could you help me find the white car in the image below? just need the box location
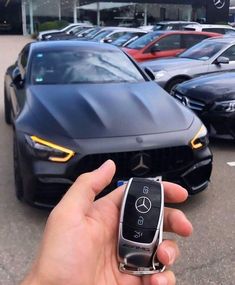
[184,24,235,34]
[37,23,92,40]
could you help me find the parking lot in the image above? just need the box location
[0,36,234,285]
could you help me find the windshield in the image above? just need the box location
[92,30,112,41]
[153,24,166,30]
[126,31,161,49]
[179,40,227,61]
[30,49,145,85]
[112,32,140,46]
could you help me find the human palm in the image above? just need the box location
[21,160,192,285]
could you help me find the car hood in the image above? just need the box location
[142,57,204,72]
[24,82,194,139]
[177,72,235,103]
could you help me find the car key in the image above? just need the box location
[117,177,165,275]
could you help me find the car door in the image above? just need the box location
[207,45,235,74]
[142,34,182,61]
[10,45,30,118]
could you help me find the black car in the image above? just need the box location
[4,41,212,207]
[172,72,235,140]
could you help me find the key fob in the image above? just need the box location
[117,177,165,275]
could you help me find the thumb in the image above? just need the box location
[58,160,116,215]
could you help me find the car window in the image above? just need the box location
[179,40,227,60]
[126,31,161,49]
[184,27,196,31]
[181,34,210,49]
[19,45,30,71]
[154,34,181,51]
[30,49,145,85]
[220,45,235,61]
[92,30,112,41]
[112,32,141,46]
[202,28,225,34]
[108,31,126,41]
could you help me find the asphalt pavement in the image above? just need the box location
[0,36,234,285]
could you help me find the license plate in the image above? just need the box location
[117,176,162,187]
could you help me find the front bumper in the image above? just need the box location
[17,133,212,208]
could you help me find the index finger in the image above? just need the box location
[162,181,188,203]
[103,181,188,210]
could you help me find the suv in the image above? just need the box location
[184,24,235,34]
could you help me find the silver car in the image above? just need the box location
[142,36,235,93]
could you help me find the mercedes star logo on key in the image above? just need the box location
[135,196,152,214]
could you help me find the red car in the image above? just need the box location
[123,30,220,62]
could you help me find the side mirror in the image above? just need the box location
[12,67,24,89]
[150,44,161,53]
[215,56,229,65]
[103,38,113,44]
[144,67,155,81]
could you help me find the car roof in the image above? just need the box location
[96,26,143,32]
[156,21,198,25]
[185,24,234,29]
[29,40,121,53]
[200,34,235,43]
[147,30,220,36]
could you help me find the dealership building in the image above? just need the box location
[0,0,230,35]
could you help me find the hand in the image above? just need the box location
[21,160,193,285]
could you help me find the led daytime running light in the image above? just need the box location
[30,136,74,162]
[190,125,207,149]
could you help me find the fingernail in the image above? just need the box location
[165,247,176,265]
[98,160,113,170]
[156,275,168,285]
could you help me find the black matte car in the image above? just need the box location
[172,72,235,140]
[4,41,212,207]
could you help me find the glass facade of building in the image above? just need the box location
[0,0,230,35]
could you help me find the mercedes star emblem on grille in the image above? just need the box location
[131,153,151,176]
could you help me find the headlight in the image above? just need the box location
[25,135,75,162]
[190,125,208,150]
[45,35,52,39]
[154,70,168,80]
[212,100,235,113]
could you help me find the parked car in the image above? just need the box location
[153,21,199,31]
[38,23,92,41]
[110,30,147,47]
[123,30,219,62]
[172,72,235,140]
[142,35,235,93]
[44,26,94,41]
[90,27,146,43]
[184,24,235,34]
[4,41,212,207]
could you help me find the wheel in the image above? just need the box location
[166,78,187,94]
[4,87,11,125]
[13,133,24,201]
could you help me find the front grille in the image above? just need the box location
[73,146,194,179]
[174,93,205,112]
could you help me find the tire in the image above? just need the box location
[166,78,187,94]
[4,87,11,125]
[13,133,24,201]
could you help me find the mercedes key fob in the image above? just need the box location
[117,177,165,275]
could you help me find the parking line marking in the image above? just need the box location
[227,162,235,167]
